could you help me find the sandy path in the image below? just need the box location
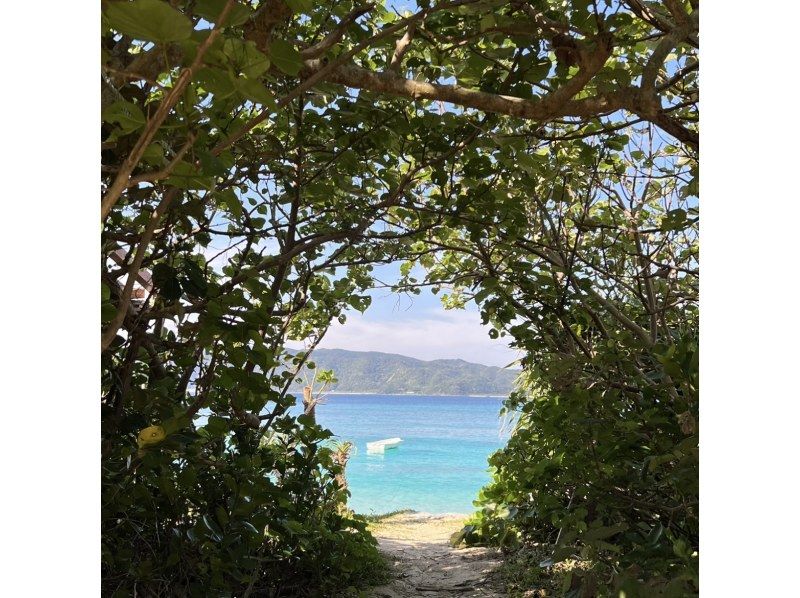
[367,512,504,597]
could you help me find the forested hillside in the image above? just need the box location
[293,349,517,395]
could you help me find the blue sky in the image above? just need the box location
[305,262,521,367]
[199,235,520,367]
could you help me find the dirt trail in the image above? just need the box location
[368,512,504,597]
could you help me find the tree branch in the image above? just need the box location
[389,22,417,72]
[302,33,613,122]
[101,187,181,350]
[300,4,375,59]
[100,0,236,222]
[126,133,197,188]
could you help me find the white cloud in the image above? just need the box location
[315,308,521,368]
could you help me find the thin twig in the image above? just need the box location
[100,0,236,222]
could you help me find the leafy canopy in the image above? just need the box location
[101,0,697,595]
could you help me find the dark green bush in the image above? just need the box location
[102,405,386,596]
[429,137,699,596]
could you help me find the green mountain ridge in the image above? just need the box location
[294,348,519,396]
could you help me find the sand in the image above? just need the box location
[367,512,504,597]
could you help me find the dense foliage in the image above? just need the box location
[438,136,698,596]
[101,0,697,595]
[293,348,518,395]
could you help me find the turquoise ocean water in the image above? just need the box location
[311,394,509,515]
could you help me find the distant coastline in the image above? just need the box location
[322,391,507,398]
[291,348,518,396]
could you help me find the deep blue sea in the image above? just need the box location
[311,394,509,515]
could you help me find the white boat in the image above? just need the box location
[366,437,403,453]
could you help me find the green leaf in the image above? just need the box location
[161,278,182,301]
[661,208,688,231]
[606,134,630,151]
[673,538,690,558]
[646,522,664,546]
[285,519,307,535]
[347,295,370,312]
[524,58,552,83]
[223,38,270,78]
[152,263,182,300]
[101,304,117,323]
[202,514,224,540]
[269,39,302,76]
[104,0,193,43]
[151,263,175,286]
[218,188,243,218]
[297,414,316,427]
[196,67,237,99]
[141,142,164,165]
[161,415,191,435]
[236,77,276,108]
[181,260,208,298]
[242,55,270,79]
[198,151,226,177]
[102,100,146,135]
[166,161,215,190]
[284,0,313,13]
[583,523,628,542]
[194,0,251,26]
[205,416,230,435]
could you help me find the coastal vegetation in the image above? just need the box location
[428,107,698,596]
[101,0,698,595]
